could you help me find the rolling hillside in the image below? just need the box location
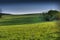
[0,15,60,40]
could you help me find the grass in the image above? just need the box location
[0,15,44,26]
[0,15,60,40]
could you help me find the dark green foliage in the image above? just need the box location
[48,10,59,15]
[42,10,59,21]
[0,13,2,18]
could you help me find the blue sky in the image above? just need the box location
[0,2,58,14]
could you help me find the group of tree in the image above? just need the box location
[42,10,60,21]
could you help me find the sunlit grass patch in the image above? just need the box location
[0,21,59,40]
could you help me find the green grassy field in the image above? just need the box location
[0,15,60,40]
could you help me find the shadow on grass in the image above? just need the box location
[0,16,45,26]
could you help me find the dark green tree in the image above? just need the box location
[0,9,2,18]
[0,13,2,18]
[45,10,59,21]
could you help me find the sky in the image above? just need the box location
[0,0,59,14]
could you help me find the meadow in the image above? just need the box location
[0,15,60,40]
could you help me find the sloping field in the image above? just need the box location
[0,15,60,40]
[0,21,59,40]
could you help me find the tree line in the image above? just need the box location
[42,10,60,21]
